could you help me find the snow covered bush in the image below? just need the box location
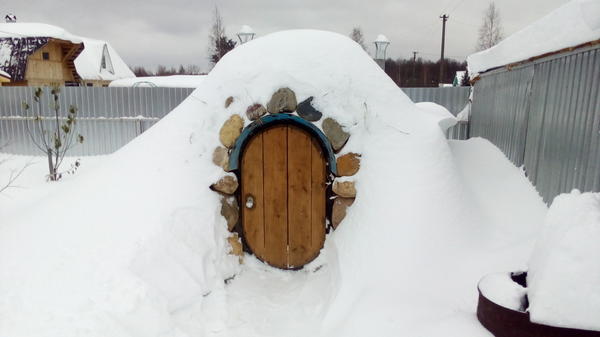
[527,190,600,330]
[22,87,83,181]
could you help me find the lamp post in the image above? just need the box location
[373,34,390,70]
[237,25,255,45]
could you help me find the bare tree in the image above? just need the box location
[476,2,503,51]
[349,27,367,51]
[22,87,84,181]
[208,6,236,65]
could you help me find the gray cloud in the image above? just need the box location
[7,0,570,72]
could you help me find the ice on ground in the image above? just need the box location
[0,30,548,337]
[478,272,527,312]
[527,190,600,331]
[468,0,600,75]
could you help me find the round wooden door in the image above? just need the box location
[241,124,327,269]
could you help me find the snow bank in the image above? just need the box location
[527,190,600,330]
[467,0,600,74]
[109,75,206,88]
[478,272,527,311]
[415,101,457,131]
[0,30,549,337]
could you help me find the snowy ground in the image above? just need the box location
[0,137,547,337]
[0,30,557,337]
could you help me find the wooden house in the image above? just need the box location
[0,23,134,87]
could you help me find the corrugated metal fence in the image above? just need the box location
[402,86,471,140]
[470,45,600,203]
[0,87,194,155]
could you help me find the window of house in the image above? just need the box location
[86,83,93,87]
[100,44,115,74]
[42,52,50,60]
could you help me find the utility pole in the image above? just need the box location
[412,51,418,86]
[439,14,449,86]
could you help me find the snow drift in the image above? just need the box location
[527,190,600,330]
[0,30,547,337]
[468,0,600,75]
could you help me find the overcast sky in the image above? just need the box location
[7,0,570,72]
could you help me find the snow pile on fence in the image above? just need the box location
[0,30,548,337]
[109,75,207,88]
[468,0,600,74]
[527,190,600,330]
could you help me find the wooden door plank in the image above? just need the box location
[262,126,288,269]
[287,126,313,267]
[241,133,264,258]
[310,137,327,257]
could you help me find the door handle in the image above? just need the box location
[245,194,255,209]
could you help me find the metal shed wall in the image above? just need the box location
[470,45,600,203]
[0,87,194,156]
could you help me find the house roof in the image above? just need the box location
[0,22,134,81]
[467,0,600,75]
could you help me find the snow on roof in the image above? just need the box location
[467,0,600,75]
[109,75,206,88]
[454,71,466,82]
[0,22,133,81]
[0,69,9,78]
[75,38,134,80]
[0,22,82,43]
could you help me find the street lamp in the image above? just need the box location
[237,25,255,45]
[373,34,390,70]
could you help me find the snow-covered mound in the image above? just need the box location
[0,30,548,337]
[415,101,458,131]
[109,75,206,88]
[527,190,600,330]
[478,272,527,312]
[468,0,600,74]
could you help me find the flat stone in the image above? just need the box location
[336,152,361,176]
[219,115,244,148]
[225,96,234,108]
[246,103,267,121]
[227,233,244,262]
[267,87,297,113]
[332,180,356,198]
[220,196,239,231]
[332,197,355,229]
[322,118,349,151]
[212,146,230,171]
[297,96,322,121]
[211,174,238,194]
